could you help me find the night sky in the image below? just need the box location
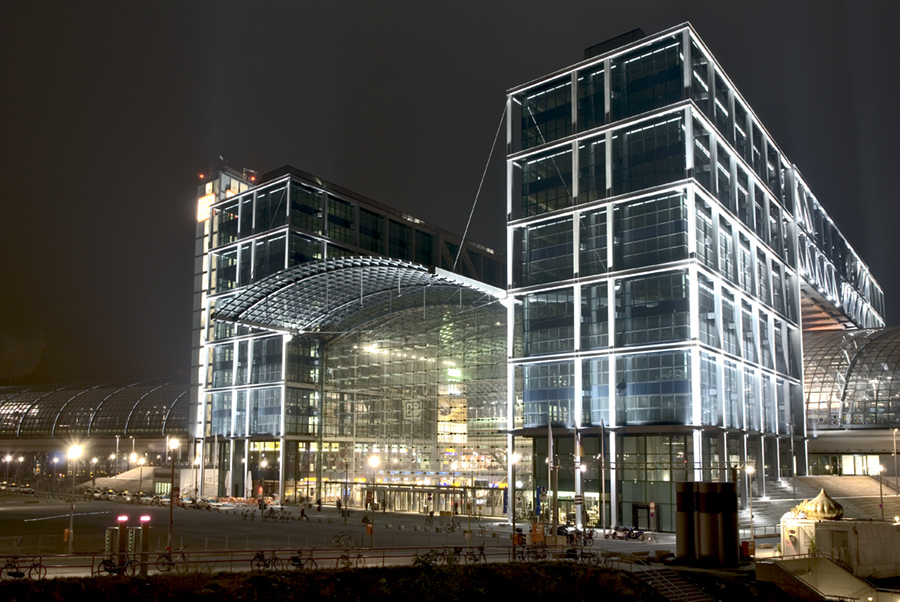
[3,1,899,385]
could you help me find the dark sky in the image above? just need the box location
[3,1,899,384]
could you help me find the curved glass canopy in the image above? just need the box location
[212,256,505,337]
[804,326,900,429]
[0,377,189,439]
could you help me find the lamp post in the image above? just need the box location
[260,459,268,500]
[876,463,885,521]
[4,455,12,484]
[91,458,97,492]
[167,438,180,551]
[138,457,146,496]
[193,455,200,498]
[368,455,379,547]
[52,457,58,491]
[343,460,349,525]
[894,429,898,496]
[510,451,521,551]
[16,456,24,484]
[67,445,83,554]
[129,452,137,494]
[746,465,756,544]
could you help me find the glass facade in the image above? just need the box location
[507,24,883,531]
[193,166,513,512]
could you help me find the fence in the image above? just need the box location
[0,538,686,581]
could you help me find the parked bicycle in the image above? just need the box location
[263,508,293,522]
[251,550,284,570]
[155,547,188,572]
[241,507,256,521]
[288,549,317,570]
[335,550,365,569]
[1,556,46,580]
[436,547,463,565]
[444,520,462,534]
[564,547,600,566]
[464,544,487,564]
[331,531,359,548]
[566,528,595,547]
[476,524,494,537]
[526,543,549,562]
[97,555,140,576]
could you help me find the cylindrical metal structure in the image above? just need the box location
[719,481,740,567]
[697,481,720,563]
[675,481,694,560]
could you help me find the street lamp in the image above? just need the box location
[894,429,898,496]
[138,457,146,496]
[368,455,379,547]
[3,455,11,484]
[875,463,885,521]
[16,456,24,484]
[167,438,180,551]
[91,457,98,491]
[67,445,83,554]
[343,460,349,526]
[52,457,59,491]
[260,459,268,500]
[193,455,201,498]
[510,451,521,551]
[746,465,756,544]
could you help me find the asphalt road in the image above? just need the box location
[0,493,677,578]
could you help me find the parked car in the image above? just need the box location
[136,493,153,505]
[19,485,35,495]
[116,491,133,503]
[196,498,216,510]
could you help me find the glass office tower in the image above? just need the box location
[505,24,884,531]
[192,166,511,513]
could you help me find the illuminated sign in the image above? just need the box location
[197,193,214,222]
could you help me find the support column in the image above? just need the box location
[609,432,618,528]
[717,431,728,483]
[278,437,286,503]
[757,436,767,499]
[574,430,584,529]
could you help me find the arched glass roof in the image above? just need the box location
[804,326,900,430]
[212,256,505,337]
[0,377,189,439]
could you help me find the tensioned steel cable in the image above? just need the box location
[451,104,507,273]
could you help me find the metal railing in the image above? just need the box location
[0,541,652,579]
